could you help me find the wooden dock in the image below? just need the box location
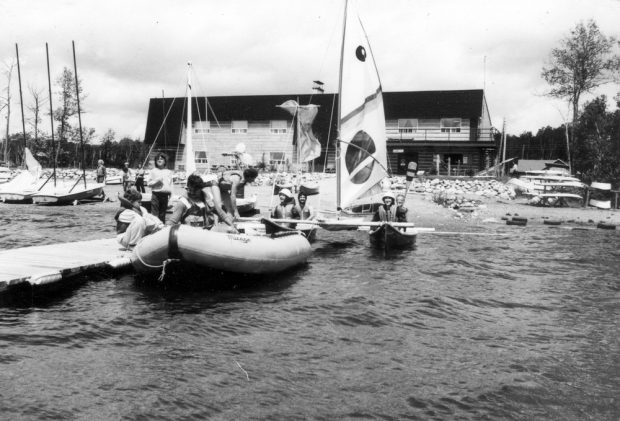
[0,238,133,294]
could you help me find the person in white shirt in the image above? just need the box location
[147,153,173,223]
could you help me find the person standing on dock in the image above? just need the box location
[147,153,173,223]
[96,159,107,184]
[134,164,146,193]
[121,162,133,192]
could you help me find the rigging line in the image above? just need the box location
[192,70,221,128]
[323,93,337,173]
[337,138,390,177]
[142,96,179,168]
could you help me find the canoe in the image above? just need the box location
[105,175,123,185]
[596,222,616,230]
[368,222,416,249]
[299,182,320,196]
[132,224,312,275]
[506,219,527,226]
[261,218,318,242]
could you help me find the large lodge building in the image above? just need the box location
[143,89,497,176]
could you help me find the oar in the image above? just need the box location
[237,216,422,229]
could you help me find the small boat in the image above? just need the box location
[261,217,318,242]
[31,182,105,205]
[369,223,416,249]
[132,224,312,275]
[105,175,123,185]
[299,181,320,196]
[0,167,12,183]
[273,182,294,195]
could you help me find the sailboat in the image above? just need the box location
[31,42,105,205]
[320,0,416,248]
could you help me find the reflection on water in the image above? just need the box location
[1,188,619,420]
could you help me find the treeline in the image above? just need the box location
[3,129,151,169]
[505,95,620,184]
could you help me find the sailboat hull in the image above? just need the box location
[369,223,416,249]
[32,184,105,205]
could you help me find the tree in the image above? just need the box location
[27,85,46,144]
[541,20,620,170]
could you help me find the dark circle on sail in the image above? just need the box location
[355,46,366,62]
[345,130,376,184]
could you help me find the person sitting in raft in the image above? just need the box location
[165,174,208,227]
[292,192,317,221]
[115,187,163,250]
[147,153,173,223]
[218,168,259,220]
[200,173,238,233]
[271,188,296,228]
[372,191,397,223]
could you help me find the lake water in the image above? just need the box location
[1,184,619,420]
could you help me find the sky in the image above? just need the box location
[1,0,620,142]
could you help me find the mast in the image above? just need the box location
[185,62,196,175]
[72,41,87,188]
[336,0,348,210]
[45,43,56,187]
[15,44,27,165]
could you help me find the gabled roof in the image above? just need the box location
[144,89,486,145]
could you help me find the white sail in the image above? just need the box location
[185,62,197,175]
[337,0,388,210]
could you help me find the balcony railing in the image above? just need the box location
[386,127,495,142]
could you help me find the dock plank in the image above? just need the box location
[0,238,134,293]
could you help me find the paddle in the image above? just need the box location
[236,216,428,230]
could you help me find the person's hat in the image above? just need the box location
[279,188,293,198]
[124,187,142,203]
[382,191,396,202]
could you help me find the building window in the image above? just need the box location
[269,152,286,165]
[231,120,248,134]
[195,151,208,164]
[398,118,417,133]
[270,120,288,134]
[440,118,461,133]
[194,121,210,134]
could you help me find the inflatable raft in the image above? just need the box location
[132,224,312,275]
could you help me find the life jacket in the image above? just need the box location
[272,202,295,219]
[178,196,208,227]
[396,205,408,223]
[376,204,397,222]
[293,204,312,220]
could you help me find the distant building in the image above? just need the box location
[143,89,496,174]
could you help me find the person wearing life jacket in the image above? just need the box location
[372,191,397,222]
[293,192,316,221]
[271,188,296,227]
[200,173,238,233]
[167,174,210,228]
[218,168,258,219]
[395,193,408,223]
[115,187,163,250]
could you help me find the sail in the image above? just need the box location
[337,1,388,210]
[24,147,42,179]
[279,100,321,162]
[185,63,197,175]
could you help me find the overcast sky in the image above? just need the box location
[1,0,620,141]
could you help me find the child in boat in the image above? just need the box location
[115,187,163,250]
[372,191,397,222]
[395,193,408,223]
[166,174,217,228]
[147,153,173,223]
[218,168,258,219]
[271,188,296,227]
[293,192,317,221]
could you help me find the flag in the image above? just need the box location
[279,100,321,162]
[337,1,388,209]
